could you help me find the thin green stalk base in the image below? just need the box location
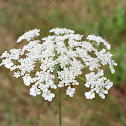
[58,87,61,126]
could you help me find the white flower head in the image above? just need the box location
[22,74,33,86]
[86,34,111,50]
[17,29,40,43]
[66,86,75,97]
[30,84,41,97]
[49,28,75,35]
[13,71,21,78]
[85,91,95,99]
[42,90,55,101]
[0,28,117,101]
[1,59,14,69]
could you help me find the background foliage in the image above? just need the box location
[0,0,126,126]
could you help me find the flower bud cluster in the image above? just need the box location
[0,28,117,101]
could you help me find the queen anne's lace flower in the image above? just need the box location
[49,28,75,35]
[86,34,111,50]
[66,86,75,97]
[0,28,117,101]
[17,29,40,43]
[42,90,55,101]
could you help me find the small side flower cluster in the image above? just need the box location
[0,28,117,101]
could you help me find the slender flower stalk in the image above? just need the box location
[77,76,87,82]
[33,69,41,71]
[58,83,61,126]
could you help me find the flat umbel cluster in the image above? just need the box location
[0,28,117,101]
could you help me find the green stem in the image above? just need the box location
[58,87,61,126]
[53,64,60,75]
[33,69,41,70]
[77,76,87,81]
[57,76,61,126]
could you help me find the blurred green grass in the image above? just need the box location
[0,0,126,126]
